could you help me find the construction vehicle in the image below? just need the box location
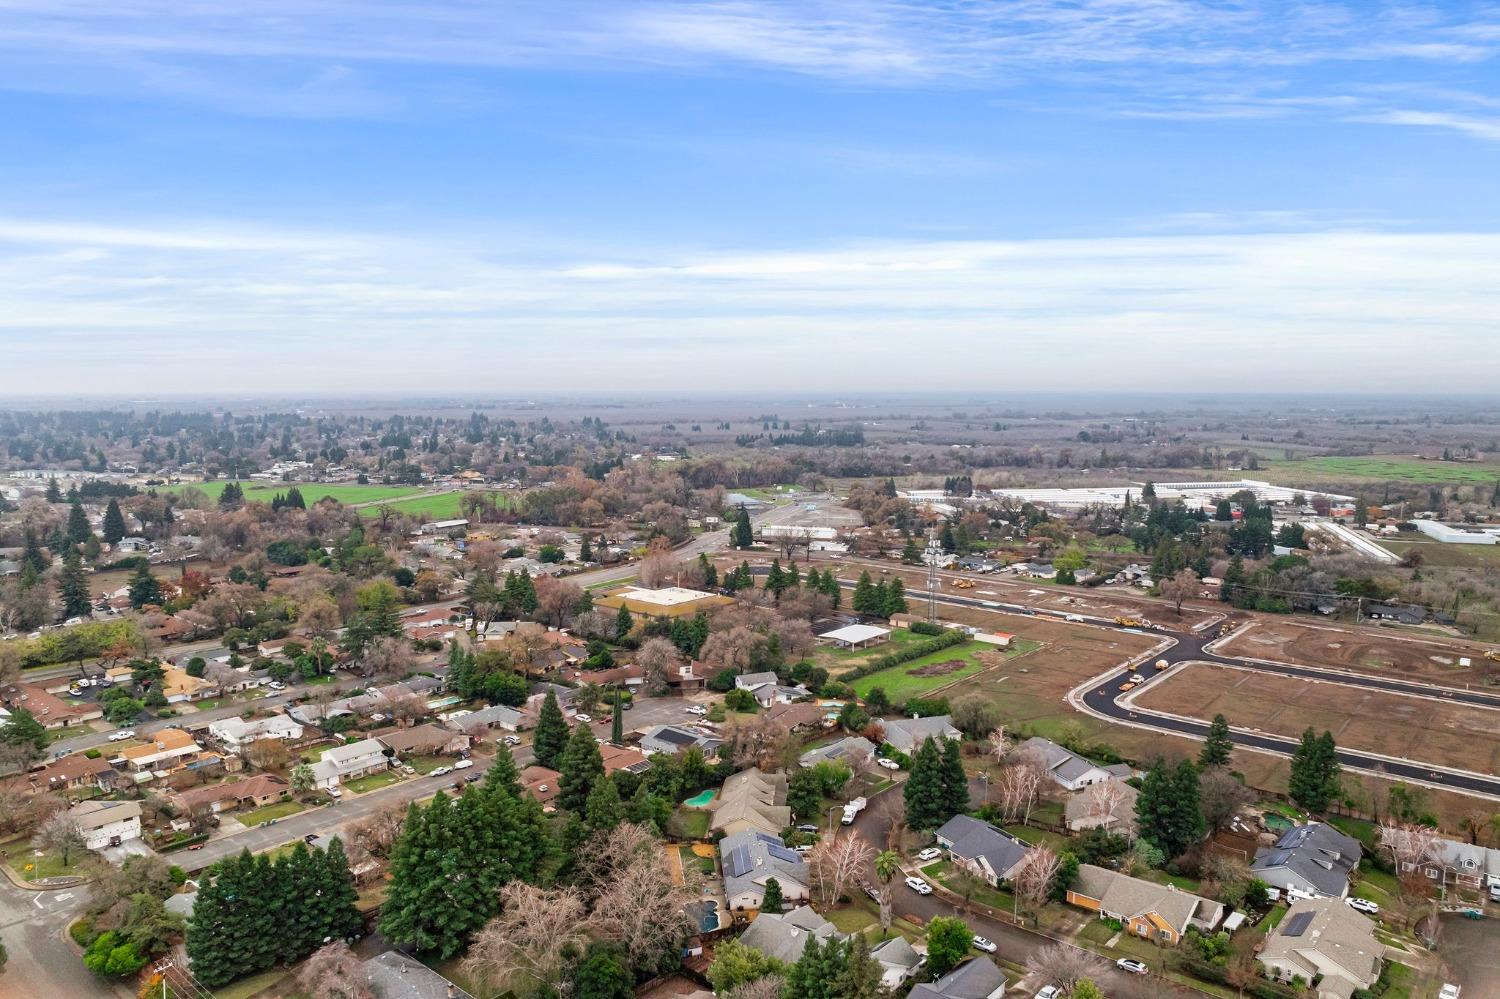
[1486,650,1500,664]
[1118,681,1137,692]
[1154,659,1170,672]
[951,578,975,589]
[1115,616,1145,628]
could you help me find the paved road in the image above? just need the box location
[0,878,113,998]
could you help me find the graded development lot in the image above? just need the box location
[1219,619,1497,686]
[1133,663,1500,778]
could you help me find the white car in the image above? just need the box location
[1128,673,1145,684]
[430,766,452,777]
[877,757,901,771]
[1115,958,1148,975]
[904,876,933,895]
[328,788,342,798]
[1064,614,1083,622]
[972,936,996,953]
[916,847,942,862]
[108,730,136,742]
[267,681,286,690]
[453,759,474,770]
[1345,897,1380,915]
[1035,988,1062,999]
[574,713,593,724]
[686,705,707,716]
[503,735,522,746]
[1439,984,1461,999]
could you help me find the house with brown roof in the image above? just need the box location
[11,753,119,795]
[764,700,826,734]
[521,765,560,810]
[0,681,103,729]
[170,774,290,815]
[118,727,204,775]
[376,724,470,757]
[709,768,791,837]
[1066,865,1224,945]
[600,743,652,776]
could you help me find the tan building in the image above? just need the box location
[1065,865,1223,945]
[709,768,791,837]
[594,586,731,619]
[118,727,204,776]
[171,774,290,815]
[1259,897,1381,999]
[0,682,103,729]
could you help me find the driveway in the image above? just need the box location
[1438,913,1500,996]
[581,695,712,743]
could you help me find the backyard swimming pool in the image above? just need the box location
[683,789,716,808]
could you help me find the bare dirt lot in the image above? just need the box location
[1134,663,1500,778]
[1218,619,1498,686]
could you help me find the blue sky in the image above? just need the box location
[2,1,1498,395]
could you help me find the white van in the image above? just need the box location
[453,759,474,771]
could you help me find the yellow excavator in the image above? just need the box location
[951,578,975,589]
[1115,616,1145,628]
[1486,650,1500,664]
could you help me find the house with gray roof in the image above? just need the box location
[736,906,840,964]
[1015,736,1132,791]
[799,736,876,769]
[908,956,1008,999]
[1065,865,1224,944]
[1414,836,1500,892]
[640,724,723,757]
[1258,897,1380,999]
[360,950,474,999]
[1251,823,1361,899]
[710,767,791,837]
[735,671,810,707]
[721,829,810,911]
[870,935,924,987]
[449,703,524,732]
[934,814,1031,886]
[881,715,961,754]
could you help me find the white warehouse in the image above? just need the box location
[1414,521,1500,545]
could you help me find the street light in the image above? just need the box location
[827,804,841,836]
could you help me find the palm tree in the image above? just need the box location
[874,850,902,938]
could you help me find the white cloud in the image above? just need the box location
[1362,109,1500,142]
[1,217,1497,394]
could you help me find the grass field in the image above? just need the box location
[848,641,992,700]
[164,480,428,505]
[1380,538,1500,570]
[345,770,404,794]
[1263,455,1500,486]
[237,800,307,826]
[356,490,516,520]
[7,848,86,881]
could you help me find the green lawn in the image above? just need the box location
[1353,868,1400,906]
[7,849,87,881]
[849,641,993,700]
[921,860,1016,910]
[1256,904,1288,930]
[1138,868,1202,893]
[164,480,431,506]
[668,807,711,840]
[237,800,307,826]
[345,770,404,794]
[1002,824,1073,853]
[823,905,877,935]
[1262,455,1500,486]
[679,845,716,876]
[407,755,451,775]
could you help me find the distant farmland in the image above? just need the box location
[1262,455,1500,486]
[163,481,435,506]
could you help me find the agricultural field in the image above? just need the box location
[1380,538,1500,570]
[356,491,471,520]
[164,480,429,506]
[1133,662,1500,778]
[1260,455,1500,486]
[1219,619,1498,686]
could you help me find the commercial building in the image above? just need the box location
[980,479,1353,512]
[594,585,731,618]
[1414,521,1500,545]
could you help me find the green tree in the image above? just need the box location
[1289,728,1340,813]
[874,850,901,936]
[901,533,922,564]
[559,723,605,812]
[615,604,634,641]
[0,708,48,763]
[1071,980,1107,999]
[761,876,784,914]
[533,691,569,769]
[731,505,755,549]
[707,939,786,994]
[573,941,633,999]
[924,916,973,977]
[59,548,92,619]
[610,693,624,745]
[1135,759,1205,858]
[939,737,970,820]
[101,499,127,544]
[579,535,594,562]
[485,742,522,796]
[834,932,885,999]
[785,933,846,999]
[1199,713,1233,769]
[852,571,876,614]
[128,563,161,609]
[66,500,92,545]
[585,776,625,831]
[882,577,908,616]
[904,737,947,830]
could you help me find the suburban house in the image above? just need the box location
[599,743,652,776]
[209,715,304,753]
[640,725,723,757]
[1251,823,1362,899]
[0,681,103,729]
[818,624,891,649]
[14,753,120,795]
[311,738,391,789]
[1258,897,1380,999]
[709,768,791,837]
[734,671,811,707]
[520,765,561,810]
[935,815,1032,886]
[736,906,839,963]
[170,774,290,815]
[881,715,962,754]
[158,667,213,703]
[359,950,475,999]
[721,829,811,911]
[870,936,925,988]
[1015,737,1132,791]
[1413,837,1500,892]
[764,700,826,734]
[1063,778,1139,836]
[449,704,524,732]
[69,799,143,850]
[909,956,1008,999]
[1065,865,1225,944]
[375,724,470,758]
[799,736,877,769]
[117,727,204,776]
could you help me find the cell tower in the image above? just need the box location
[925,529,942,622]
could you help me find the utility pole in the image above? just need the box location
[925,529,942,623]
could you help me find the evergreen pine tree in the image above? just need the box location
[1168,759,1206,856]
[731,505,754,549]
[820,569,841,608]
[59,548,91,619]
[66,500,91,545]
[485,742,522,796]
[764,559,785,597]
[1199,714,1233,769]
[585,775,625,830]
[698,552,717,587]
[938,737,969,820]
[380,793,487,958]
[284,486,306,510]
[852,571,875,614]
[615,604,633,640]
[940,523,956,553]
[904,738,947,830]
[1221,553,1245,604]
[785,934,846,999]
[834,931,885,999]
[559,723,605,812]
[533,691,569,769]
[100,495,126,540]
[902,533,922,564]
[315,837,363,947]
[761,877,784,914]
[128,562,161,608]
[44,478,62,503]
[610,694,624,745]
[1134,761,1174,856]
[580,535,594,562]
[882,578,908,616]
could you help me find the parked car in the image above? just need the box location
[267,681,286,691]
[575,713,593,724]
[430,766,452,777]
[401,765,416,775]
[453,759,474,770]
[328,788,342,798]
[1064,614,1083,622]
[1439,984,1461,999]
[1034,988,1062,999]
[109,730,136,742]
[1115,958,1148,975]
[465,773,482,783]
[304,833,319,844]
[1346,897,1380,915]
[502,735,522,746]
[904,876,933,895]
[686,705,707,716]
[972,936,996,953]
[794,844,814,854]
[916,847,942,862]
[877,757,901,771]
[862,882,880,901]
[796,823,820,834]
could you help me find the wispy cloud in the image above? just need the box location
[1363,108,1500,141]
[1,215,1497,394]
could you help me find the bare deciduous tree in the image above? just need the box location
[1012,845,1061,919]
[1024,943,1116,996]
[349,800,407,860]
[807,832,875,905]
[359,635,416,681]
[1080,779,1133,836]
[1158,567,1200,614]
[463,882,588,997]
[636,637,683,697]
[726,976,785,999]
[33,811,87,866]
[587,824,699,973]
[297,941,374,999]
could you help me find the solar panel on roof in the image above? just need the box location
[1281,911,1314,937]
[767,845,802,864]
[725,846,752,878]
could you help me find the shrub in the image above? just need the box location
[70,916,99,948]
[909,621,943,636]
[83,748,102,760]
[83,932,148,978]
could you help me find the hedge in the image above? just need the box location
[843,630,967,682]
[908,621,944,636]
[1181,959,1301,999]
